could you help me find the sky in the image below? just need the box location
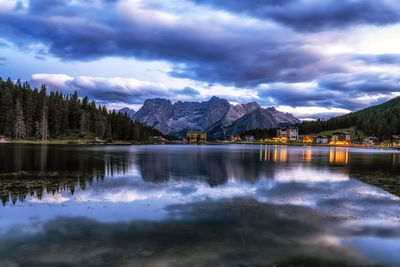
[1,0,400,119]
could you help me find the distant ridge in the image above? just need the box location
[298,96,400,139]
[122,97,300,139]
[119,107,136,120]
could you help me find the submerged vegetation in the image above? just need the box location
[0,77,173,142]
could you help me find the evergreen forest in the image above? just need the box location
[0,77,171,141]
[241,96,400,141]
[296,96,400,139]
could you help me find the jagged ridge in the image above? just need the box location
[125,97,300,139]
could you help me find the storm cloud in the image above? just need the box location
[0,0,341,88]
[1,0,400,115]
[191,0,400,31]
[30,74,195,105]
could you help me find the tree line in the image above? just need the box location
[296,96,400,140]
[240,128,277,139]
[238,96,400,141]
[0,77,172,141]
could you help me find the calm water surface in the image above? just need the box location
[1,144,400,266]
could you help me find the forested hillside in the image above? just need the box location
[0,77,169,141]
[297,96,400,139]
[240,128,277,139]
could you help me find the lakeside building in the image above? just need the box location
[363,136,378,146]
[330,132,351,145]
[277,127,299,142]
[390,135,400,147]
[302,136,315,143]
[231,136,241,142]
[244,135,255,142]
[273,137,289,143]
[316,136,329,144]
[185,131,206,144]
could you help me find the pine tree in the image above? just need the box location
[62,101,69,131]
[23,89,34,136]
[95,118,106,139]
[0,85,13,137]
[37,107,49,141]
[104,120,112,141]
[13,100,26,139]
[80,111,89,137]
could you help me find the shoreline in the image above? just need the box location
[0,139,182,145]
[1,139,399,150]
[209,141,400,150]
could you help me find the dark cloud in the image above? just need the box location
[30,75,171,105]
[355,54,400,65]
[254,71,400,111]
[30,75,206,105]
[0,0,341,88]
[314,74,400,110]
[258,85,336,107]
[29,0,70,14]
[171,86,200,97]
[1,0,399,113]
[192,0,400,31]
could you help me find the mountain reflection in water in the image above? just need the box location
[1,144,400,266]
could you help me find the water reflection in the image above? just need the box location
[392,152,400,166]
[329,147,349,165]
[3,144,400,205]
[1,144,400,266]
[259,145,288,163]
[2,198,395,267]
[302,146,313,163]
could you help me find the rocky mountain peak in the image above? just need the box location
[119,107,136,120]
[131,96,300,139]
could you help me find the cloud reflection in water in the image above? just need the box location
[1,144,400,266]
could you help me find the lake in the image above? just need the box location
[1,144,400,266]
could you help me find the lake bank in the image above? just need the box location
[1,138,182,145]
[2,138,399,151]
[211,140,399,150]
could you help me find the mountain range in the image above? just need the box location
[120,96,300,139]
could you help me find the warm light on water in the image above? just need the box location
[329,146,349,164]
[0,144,400,266]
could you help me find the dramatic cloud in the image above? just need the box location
[1,0,400,116]
[0,0,341,88]
[355,54,400,65]
[191,0,400,31]
[31,74,171,104]
[171,86,200,97]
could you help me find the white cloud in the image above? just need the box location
[276,105,351,118]
[0,0,17,12]
[31,73,73,89]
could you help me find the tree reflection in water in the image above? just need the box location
[1,144,400,266]
[2,144,400,205]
